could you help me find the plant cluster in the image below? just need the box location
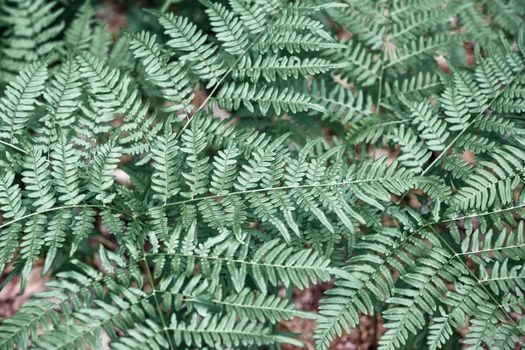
[0,0,524,349]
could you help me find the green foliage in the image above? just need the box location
[0,0,524,350]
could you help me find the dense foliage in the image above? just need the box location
[0,0,524,349]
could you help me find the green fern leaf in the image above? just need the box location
[0,61,48,139]
[89,139,122,204]
[217,82,326,114]
[22,145,56,210]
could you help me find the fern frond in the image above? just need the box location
[463,303,504,349]
[168,313,303,348]
[0,2,523,349]
[460,221,525,263]
[0,60,48,139]
[201,0,250,56]
[19,214,47,291]
[0,0,63,80]
[69,208,96,256]
[485,0,524,34]
[324,40,380,87]
[128,31,194,114]
[405,99,449,151]
[383,72,443,101]
[180,127,209,198]
[311,80,373,124]
[233,55,344,83]
[153,238,334,293]
[89,22,111,60]
[441,84,470,131]
[269,12,334,41]
[347,116,408,144]
[21,145,56,210]
[89,139,122,204]
[388,125,432,173]
[50,133,84,205]
[0,170,25,220]
[479,259,525,295]
[109,321,168,350]
[217,82,326,114]
[427,277,489,350]
[229,0,267,34]
[253,31,345,55]
[42,210,71,274]
[64,1,94,51]
[451,147,525,212]
[39,58,82,142]
[379,248,466,350]
[151,126,181,204]
[0,224,20,273]
[315,226,414,349]
[210,147,241,195]
[159,13,226,87]
[386,35,455,70]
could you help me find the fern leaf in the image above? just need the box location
[427,278,487,350]
[42,210,71,274]
[150,127,180,203]
[19,215,47,292]
[0,0,63,80]
[128,31,194,114]
[42,58,82,134]
[210,147,240,195]
[383,72,443,101]
[315,226,409,350]
[169,313,303,348]
[22,146,56,210]
[379,249,466,350]
[70,208,96,256]
[50,134,84,205]
[201,0,250,55]
[217,82,326,114]
[229,0,268,34]
[254,30,345,55]
[0,224,21,273]
[159,13,227,87]
[388,125,432,173]
[406,99,449,151]
[324,40,380,86]
[311,80,373,124]
[89,140,122,204]
[64,1,94,51]
[233,55,344,83]
[180,127,209,198]
[0,171,26,219]
[0,61,48,139]
[441,84,470,131]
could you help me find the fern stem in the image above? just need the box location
[479,276,525,283]
[161,176,399,209]
[0,139,27,154]
[442,203,525,223]
[374,0,391,112]
[161,0,173,13]
[0,204,104,229]
[455,243,525,256]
